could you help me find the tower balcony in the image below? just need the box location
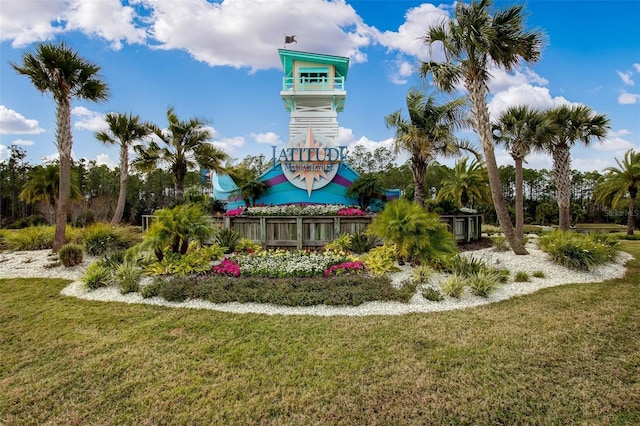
[281,76,345,92]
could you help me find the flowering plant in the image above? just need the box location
[211,258,241,277]
[337,207,366,217]
[323,260,365,277]
[244,204,361,216]
[226,207,243,217]
[235,249,353,278]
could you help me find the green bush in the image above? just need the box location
[538,230,620,271]
[112,262,143,294]
[82,262,113,290]
[145,273,415,306]
[446,255,487,277]
[144,244,225,276]
[235,238,262,253]
[532,270,545,278]
[514,271,530,282]
[214,228,241,254]
[468,270,500,297]
[82,222,141,256]
[361,244,398,275]
[422,287,444,302]
[235,249,350,278]
[58,244,84,267]
[3,225,55,250]
[412,264,435,283]
[347,231,379,254]
[440,274,466,298]
[482,224,502,236]
[489,235,509,251]
[324,233,352,252]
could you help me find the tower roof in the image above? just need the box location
[278,49,350,80]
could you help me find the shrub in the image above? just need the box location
[235,238,262,254]
[145,245,224,277]
[446,255,488,277]
[82,222,140,256]
[3,225,55,250]
[324,233,352,252]
[514,271,530,282]
[347,231,378,254]
[324,261,365,277]
[412,264,435,283]
[58,243,84,267]
[214,228,241,254]
[361,244,398,275]
[489,235,509,252]
[482,224,502,236]
[440,274,466,298]
[112,262,142,294]
[368,198,457,264]
[532,270,545,278]
[538,230,620,271]
[468,270,500,297]
[235,249,350,278]
[422,287,444,302]
[82,262,112,290]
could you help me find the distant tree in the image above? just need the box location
[437,157,491,209]
[12,41,109,251]
[133,107,229,200]
[235,178,270,207]
[595,149,640,235]
[346,173,385,209]
[95,112,152,224]
[0,146,30,224]
[543,105,610,230]
[20,164,82,224]
[420,0,544,254]
[385,89,475,207]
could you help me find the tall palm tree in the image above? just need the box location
[11,42,109,251]
[595,149,640,235]
[384,89,476,207]
[95,112,152,224]
[544,105,610,230]
[19,164,82,224]
[437,157,491,208]
[420,0,544,255]
[133,107,229,200]
[493,106,549,242]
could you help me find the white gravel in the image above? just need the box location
[0,239,633,317]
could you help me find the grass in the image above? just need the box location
[2,242,640,424]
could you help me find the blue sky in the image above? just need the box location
[1,0,639,173]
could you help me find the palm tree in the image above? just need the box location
[544,105,610,230]
[133,107,229,200]
[236,178,270,207]
[595,149,640,235]
[437,157,491,209]
[493,106,549,242]
[19,164,82,224]
[384,89,476,207]
[420,0,544,255]
[95,112,152,224]
[12,42,109,251]
[345,173,384,209]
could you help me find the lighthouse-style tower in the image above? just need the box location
[278,49,349,141]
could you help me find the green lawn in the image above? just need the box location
[2,243,640,424]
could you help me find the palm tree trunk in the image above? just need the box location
[552,146,572,231]
[468,77,527,255]
[627,188,637,235]
[111,145,129,224]
[53,96,72,252]
[515,156,524,244]
[412,160,427,207]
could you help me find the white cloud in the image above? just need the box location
[618,91,640,105]
[0,0,66,47]
[617,70,634,86]
[72,107,107,132]
[63,0,147,49]
[487,67,549,93]
[0,106,45,134]
[488,84,573,119]
[95,153,117,168]
[140,0,376,71]
[212,136,246,154]
[593,135,638,152]
[387,56,415,85]
[377,3,450,60]
[251,131,281,145]
[0,145,8,161]
[11,139,35,146]
[634,63,640,72]
[0,0,145,49]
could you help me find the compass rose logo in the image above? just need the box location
[279,127,343,196]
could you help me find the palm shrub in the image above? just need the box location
[440,274,466,298]
[347,231,379,254]
[538,230,620,271]
[112,261,143,294]
[82,222,141,256]
[145,244,225,276]
[468,269,501,297]
[368,198,457,264]
[324,233,352,252]
[214,228,241,254]
[58,243,83,267]
[142,203,216,261]
[412,264,435,283]
[82,262,112,289]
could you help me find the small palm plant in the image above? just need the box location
[368,198,457,264]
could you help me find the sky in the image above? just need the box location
[1,0,639,173]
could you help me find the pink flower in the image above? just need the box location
[337,208,366,217]
[323,261,365,277]
[226,207,243,217]
[211,258,241,277]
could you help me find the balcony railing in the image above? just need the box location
[282,76,345,91]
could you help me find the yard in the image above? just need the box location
[1,242,639,424]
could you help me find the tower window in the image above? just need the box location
[299,67,329,83]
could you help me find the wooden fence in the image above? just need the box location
[142,214,481,249]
